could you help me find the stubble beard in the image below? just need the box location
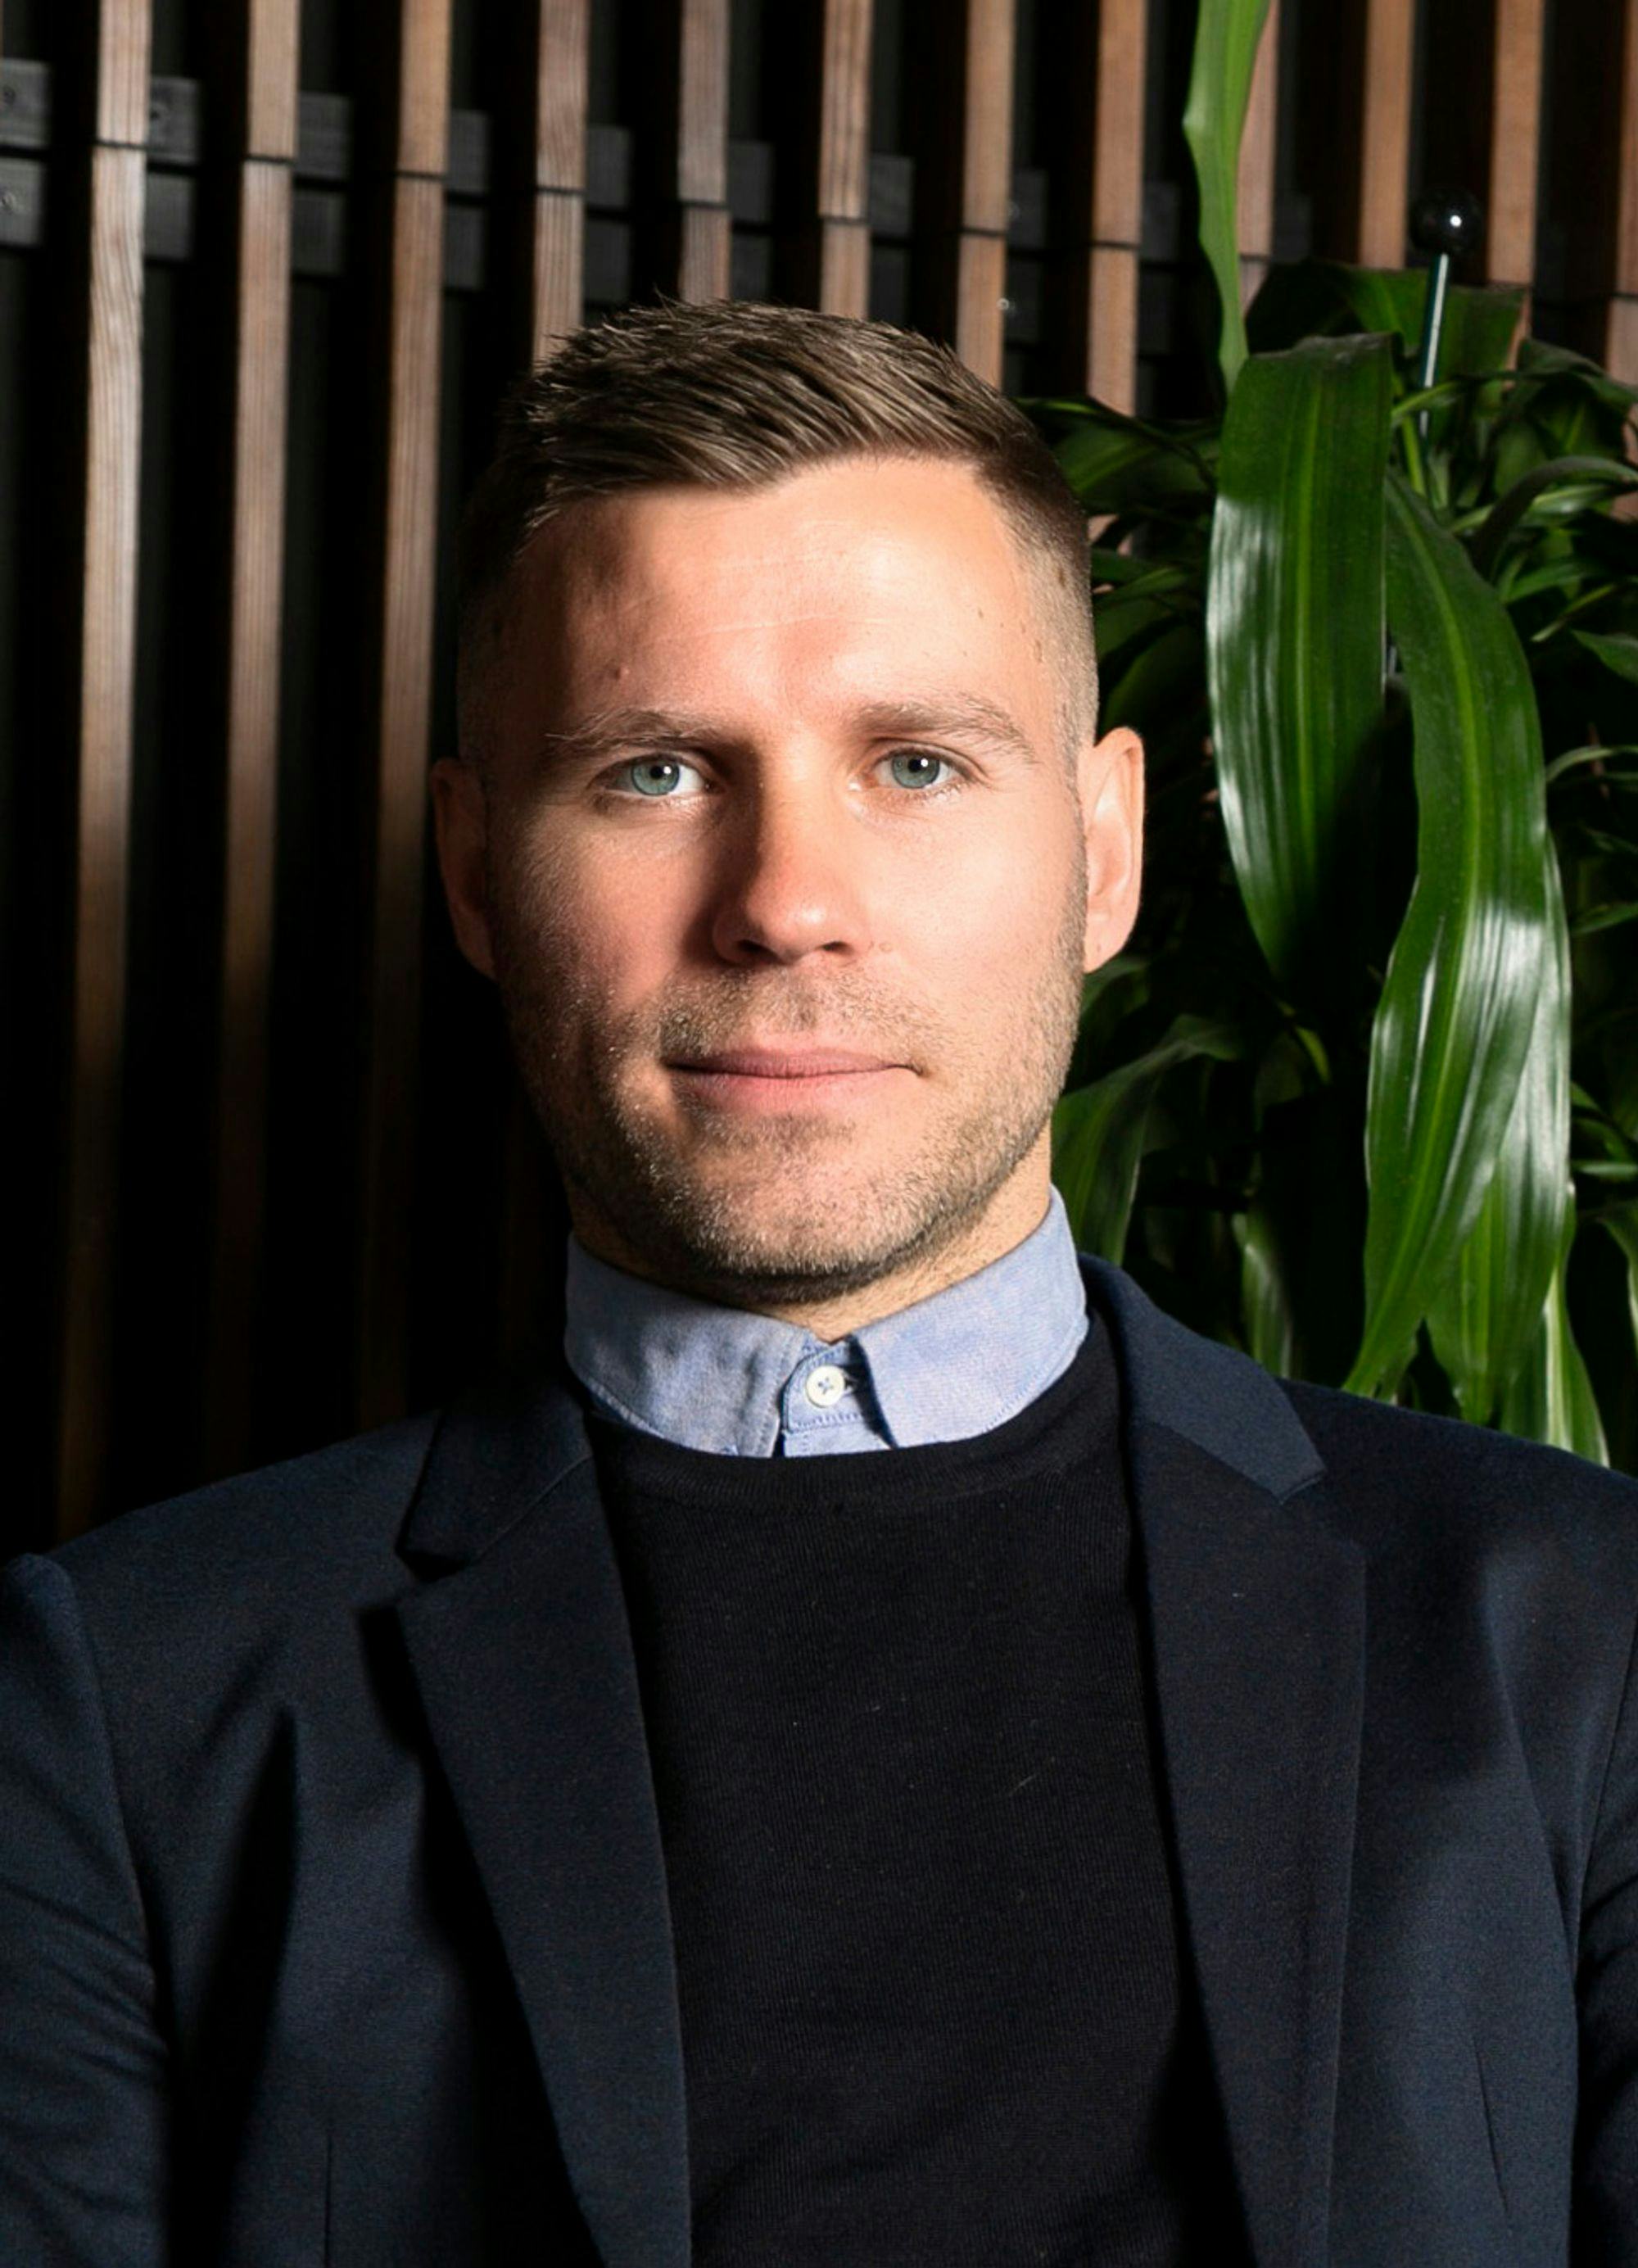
[489,851,1088,1311]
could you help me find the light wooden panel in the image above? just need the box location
[808,0,874,316]
[57,0,152,1541]
[914,0,1016,384]
[203,0,300,1478]
[658,0,731,301]
[527,0,589,357]
[1238,0,1280,310]
[1609,0,1638,381]
[356,0,453,1431]
[1486,0,1545,287]
[1052,0,1146,413]
[1355,0,1415,266]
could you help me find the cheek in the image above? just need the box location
[496,822,686,1012]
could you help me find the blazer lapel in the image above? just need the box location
[1087,1263,1365,2268]
[393,1374,690,2268]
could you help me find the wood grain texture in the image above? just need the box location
[806,0,872,315]
[1612,0,1638,378]
[528,0,588,351]
[1238,0,1279,308]
[653,0,731,299]
[205,102,296,1474]
[356,5,451,1429]
[1355,0,1414,266]
[96,0,151,145]
[916,0,1016,383]
[244,0,299,160]
[1048,0,1144,410]
[1487,0,1545,286]
[58,125,147,1540]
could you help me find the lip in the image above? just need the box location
[665,1045,912,1114]
[667,1046,903,1079]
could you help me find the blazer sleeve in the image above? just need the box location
[0,1554,168,2266]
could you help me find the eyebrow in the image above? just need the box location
[535,692,1040,768]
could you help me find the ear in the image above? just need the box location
[1075,726,1144,973]
[430,757,498,980]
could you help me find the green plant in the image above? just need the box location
[1034,0,1638,1465]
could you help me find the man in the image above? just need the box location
[3,300,1637,2268]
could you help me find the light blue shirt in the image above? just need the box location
[563,1186,1088,1457]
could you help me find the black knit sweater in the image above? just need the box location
[589,1314,1244,2266]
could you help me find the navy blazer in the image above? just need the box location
[5,1261,1638,2266]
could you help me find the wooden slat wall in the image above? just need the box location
[18,0,1638,1542]
[1354,0,1416,266]
[803,0,874,317]
[355,0,454,1430]
[1238,0,1280,310]
[56,0,152,1540]
[525,0,590,357]
[1486,0,1546,289]
[1053,0,1147,412]
[202,0,300,1476]
[654,0,731,301]
[1610,0,1638,382]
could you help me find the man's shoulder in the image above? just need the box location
[1280,1372,1638,1574]
[25,1410,444,1628]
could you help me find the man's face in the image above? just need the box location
[434,454,1142,1326]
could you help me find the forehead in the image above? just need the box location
[495,455,1057,736]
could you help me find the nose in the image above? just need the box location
[708,777,875,968]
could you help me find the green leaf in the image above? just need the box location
[1468,458,1638,582]
[1206,335,1393,1001]
[1053,1019,1241,1263]
[1496,1215,1610,1463]
[1426,844,1572,1422]
[1348,476,1554,1397]
[1600,1209,1638,1356]
[1573,629,1638,688]
[1233,1205,1296,1374]
[1182,0,1273,396]
[1051,414,1214,516]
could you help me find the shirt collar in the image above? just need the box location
[563,1187,1088,1457]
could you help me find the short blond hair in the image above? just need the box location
[457,298,1097,765]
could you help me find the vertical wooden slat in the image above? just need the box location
[913,0,1016,384]
[1238,0,1280,310]
[1354,0,1415,266]
[1609,0,1638,381]
[526,0,589,356]
[1050,0,1146,412]
[1486,0,1546,287]
[203,0,299,1477]
[56,0,152,1540]
[803,0,874,317]
[649,0,731,301]
[356,0,453,1430]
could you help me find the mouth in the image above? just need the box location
[664,1043,913,1111]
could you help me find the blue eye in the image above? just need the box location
[622,758,699,798]
[886,750,951,790]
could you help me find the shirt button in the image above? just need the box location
[804,1364,847,1409]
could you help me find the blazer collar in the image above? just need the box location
[396,1263,1363,2268]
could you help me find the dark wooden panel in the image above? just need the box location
[202,0,299,1477]
[356,0,452,1432]
[57,2,151,1541]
